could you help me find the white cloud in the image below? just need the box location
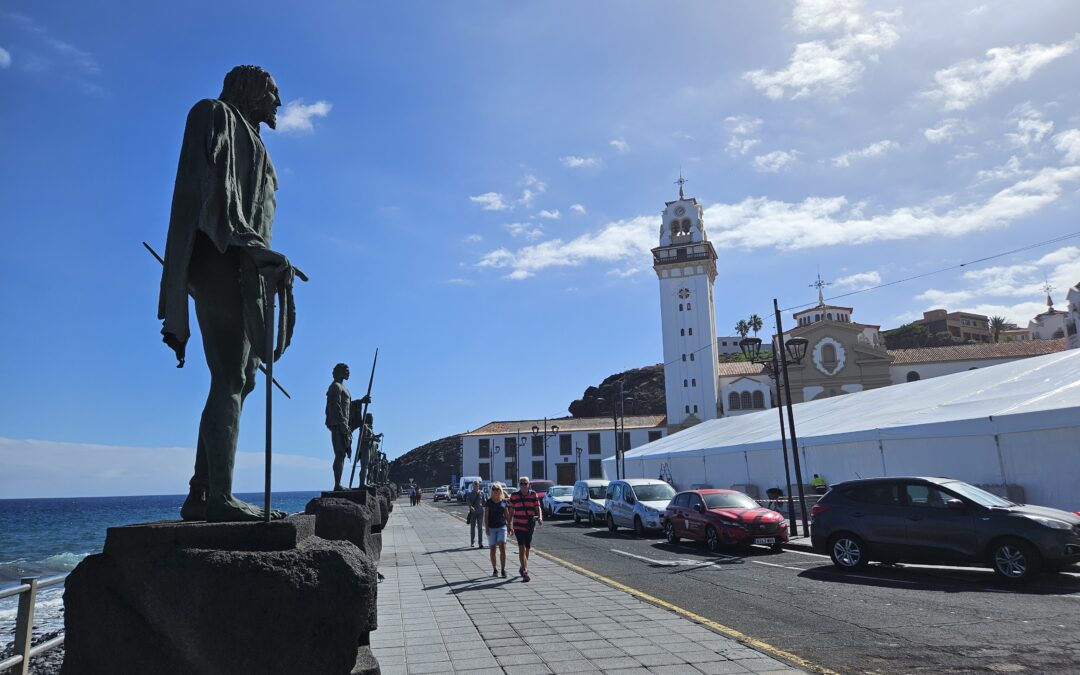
[570,204,587,215]
[924,118,970,144]
[706,164,1080,250]
[833,270,882,289]
[1006,103,1054,148]
[725,117,765,157]
[276,99,332,133]
[1054,129,1080,163]
[464,233,483,243]
[926,35,1080,111]
[0,437,326,499]
[915,288,974,306]
[538,209,561,220]
[610,138,630,153]
[831,139,899,167]
[469,192,510,211]
[968,5,987,16]
[0,46,11,68]
[728,138,762,156]
[445,278,475,286]
[560,155,602,169]
[504,222,544,240]
[752,150,800,172]
[743,2,901,100]
[975,155,1029,183]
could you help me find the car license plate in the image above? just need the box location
[755,537,776,545]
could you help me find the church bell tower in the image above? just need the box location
[652,178,720,430]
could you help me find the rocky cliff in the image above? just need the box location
[387,434,460,487]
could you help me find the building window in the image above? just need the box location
[589,459,603,478]
[691,378,696,386]
[682,354,686,361]
[728,392,740,410]
[685,405,690,414]
[740,391,752,409]
[532,460,545,479]
[588,433,601,454]
[752,391,765,409]
[504,437,517,458]
[688,327,693,335]
[532,436,544,456]
[621,431,631,451]
[906,371,920,382]
[505,462,516,483]
[479,438,490,458]
[693,405,699,413]
[683,379,688,387]
[479,462,490,480]
[680,328,685,336]
[827,313,833,320]
[690,353,695,361]
[822,344,838,370]
[648,430,663,442]
[559,434,572,455]
[679,303,683,311]
[687,302,691,310]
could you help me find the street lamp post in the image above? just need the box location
[739,298,811,538]
[492,444,501,484]
[531,418,559,481]
[575,444,584,481]
[510,429,528,484]
[759,351,797,534]
[598,382,634,480]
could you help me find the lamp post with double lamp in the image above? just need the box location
[739,298,811,537]
[531,419,559,481]
[742,340,797,534]
[512,430,528,485]
[597,388,634,480]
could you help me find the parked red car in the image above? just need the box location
[527,479,555,500]
[662,489,788,552]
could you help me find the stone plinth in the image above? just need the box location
[63,515,379,675]
[305,497,379,562]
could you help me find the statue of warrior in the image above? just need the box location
[158,65,299,522]
[356,413,381,488]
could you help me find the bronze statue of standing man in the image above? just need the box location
[158,65,296,522]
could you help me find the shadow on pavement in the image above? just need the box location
[797,563,1080,595]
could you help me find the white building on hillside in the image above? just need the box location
[1028,288,1070,341]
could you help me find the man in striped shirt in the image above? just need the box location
[508,476,543,582]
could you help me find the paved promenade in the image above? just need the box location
[372,500,805,674]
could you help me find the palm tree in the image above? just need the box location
[735,319,751,338]
[748,314,764,336]
[989,315,1008,342]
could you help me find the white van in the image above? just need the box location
[457,476,482,501]
[572,480,609,526]
[605,478,676,536]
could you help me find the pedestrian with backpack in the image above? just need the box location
[507,476,542,582]
[464,480,485,548]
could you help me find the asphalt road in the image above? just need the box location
[433,499,1080,674]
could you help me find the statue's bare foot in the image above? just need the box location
[206,495,287,522]
[180,488,208,521]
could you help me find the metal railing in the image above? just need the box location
[0,575,67,674]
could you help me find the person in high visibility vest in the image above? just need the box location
[812,474,828,494]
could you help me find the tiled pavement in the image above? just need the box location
[371,500,805,675]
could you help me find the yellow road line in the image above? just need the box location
[532,548,839,675]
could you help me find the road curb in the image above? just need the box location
[783,540,816,553]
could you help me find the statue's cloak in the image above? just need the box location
[157,98,278,365]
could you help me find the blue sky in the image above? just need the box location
[2,1,1080,497]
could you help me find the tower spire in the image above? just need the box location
[675,172,687,199]
[810,272,830,307]
[1043,279,1055,309]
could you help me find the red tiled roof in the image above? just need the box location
[717,362,767,376]
[464,415,667,436]
[887,338,1068,364]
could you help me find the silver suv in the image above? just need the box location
[605,479,676,536]
[811,476,1080,581]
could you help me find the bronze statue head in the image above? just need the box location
[220,65,281,131]
[333,363,350,380]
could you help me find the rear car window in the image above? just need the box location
[849,483,901,506]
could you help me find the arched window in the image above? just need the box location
[693,405,698,413]
[740,391,752,409]
[822,344,837,370]
[680,328,685,336]
[728,392,741,410]
[688,327,693,335]
[679,303,683,311]
[906,371,920,382]
[691,378,696,386]
[681,218,691,233]
[690,353,695,361]
[814,314,820,322]
[827,313,833,320]
[685,405,690,414]
[752,391,765,408]
[682,354,686,361]
[686,302,691,310]
[683,379,688,387]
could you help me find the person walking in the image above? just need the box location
[465,480,485,548]
[812,474,828,495]
[483,482,510,578]
[408,484,417,506]
[507,476,542,582]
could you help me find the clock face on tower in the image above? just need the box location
[674,206,686,216]
[678,288,690,300]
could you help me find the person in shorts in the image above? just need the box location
[483,482,510,578]
[507,476,542,582]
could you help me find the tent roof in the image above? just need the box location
[621,349,1080,460]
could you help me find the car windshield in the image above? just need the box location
[550,487,573,497]
[529,481,554,492]
[588,486,607,499]
[703,493,759,509]
[632,484,676,502]
[942,480,1014,507]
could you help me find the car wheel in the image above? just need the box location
[705,525,720,552]
[633,516,646,537]
[770,543,784,554]
[573,511,581,525]
[991,538,1040,581]
[588,512,595,527]
[607,513,617,532]
[665,522,680,545]
[828,533,868,571]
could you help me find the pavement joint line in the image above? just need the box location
[529,547,837,675]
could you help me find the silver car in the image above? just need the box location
[605,479,676,536]
[542,486,575,518]
[572,479,609,526]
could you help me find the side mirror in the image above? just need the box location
[945,498,966,510]
[694,503,704,513]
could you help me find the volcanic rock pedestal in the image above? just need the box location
[62,516,379,675]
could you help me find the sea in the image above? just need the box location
[0,491,319,650]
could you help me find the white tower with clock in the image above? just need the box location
[652,181,720,430]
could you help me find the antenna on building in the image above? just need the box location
[675,172,687,199]
[810,272,830,307]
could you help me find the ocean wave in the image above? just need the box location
[0,552,88,584]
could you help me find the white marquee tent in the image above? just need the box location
[604,349,1080,511]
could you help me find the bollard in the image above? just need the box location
[14,576,38,675]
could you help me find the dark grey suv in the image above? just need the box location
[810,477,1080,581]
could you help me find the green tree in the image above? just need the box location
[989,315,1008,342]
[748,314,764,336]
[735,319,751,338]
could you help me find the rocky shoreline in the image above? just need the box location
[0,630,64,675]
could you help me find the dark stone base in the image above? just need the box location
[305,497,379,561]
[63,516,378,675]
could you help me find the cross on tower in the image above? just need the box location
[1043,279,1056,308]
[810,273,830,306]
[675,172,688,199]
